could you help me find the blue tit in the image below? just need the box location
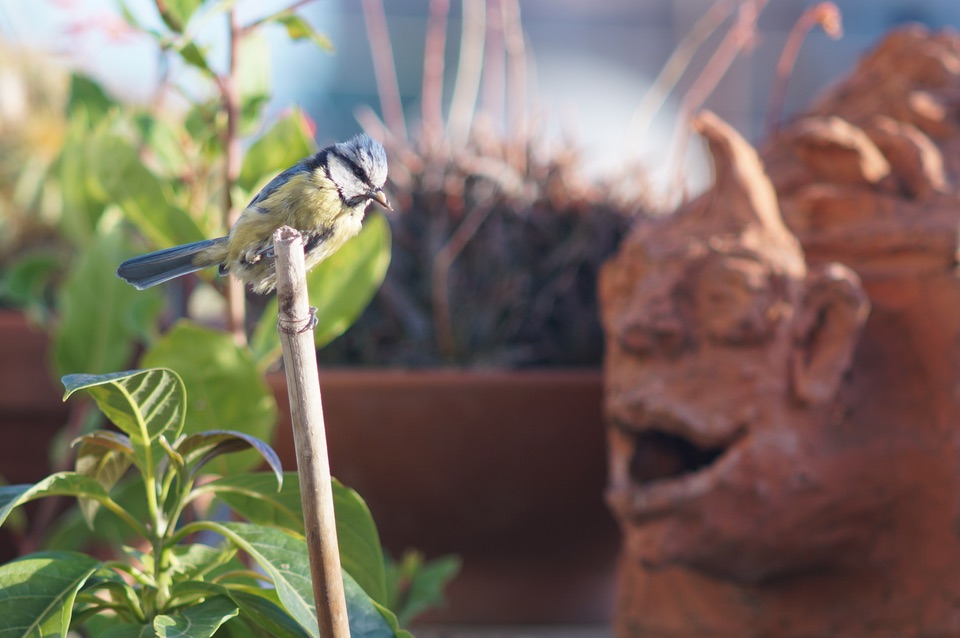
[117,133,391,294]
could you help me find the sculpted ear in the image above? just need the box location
[790,263,870,405]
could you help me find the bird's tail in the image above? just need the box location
[117,237,229,290]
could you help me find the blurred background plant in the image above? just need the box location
[0,0,463,623]
[0,0,390,458]
[318,0,646,368]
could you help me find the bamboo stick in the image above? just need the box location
[273,226,350,638]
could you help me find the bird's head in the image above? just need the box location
[326,133,392,211]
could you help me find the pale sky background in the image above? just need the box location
[3,0,959,201]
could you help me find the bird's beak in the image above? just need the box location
[370,188,392,210]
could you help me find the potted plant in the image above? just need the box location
[0,0,398,585]
[262,2,648,623]
[0,366,425,636]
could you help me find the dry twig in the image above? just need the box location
[765,2,843,135]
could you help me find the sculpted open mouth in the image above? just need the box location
[607,413,747,520]
[628,429,735,484]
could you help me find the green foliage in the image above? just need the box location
[0,551,101,637]
[3,0,385,383]
[385,551,462,626]
[142,321,277,474]
[53,222,164,377]
[0,369,413,637]
[2,0,390,533]
[238,109,315,193]
[0,3,445,632]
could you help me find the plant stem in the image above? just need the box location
[222,7,246,345]
[447,0,486,146]
[670,0,767,200]
[481,0,505,125]
[361,0,408,140]
[765,2,843,135]
[626,0,736,146]
[500,0,527,144]
[421,0,449,149]
[241,0,317,34]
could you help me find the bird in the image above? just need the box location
[117,133,391,294]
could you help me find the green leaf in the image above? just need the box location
[203,472,302,529]
[98,622,156,638]
[167,543,236,581]
[177,430,283,484]
[53,225,164,377]
[178,41,213,76]
[154,596,239,637]
[0,252,62,317]
[169,581,309,638]
[42,475,151,552]
[67,73,115,121]
[206,473,387,606]
[211,522,396,638]
[0,473,111,528]
[229,590,310,638]
[385,552,461,625]
[238,109,315,192]
[134,112,190,180]
[141,321,278,474]
[158,0,203,33]
[273,15,334,51]
[251,211,391,368]
[0,551,101,638]
[58,113,106,245]
[62,368,187,474]
[86,125,207,248]
[73,431,134,527]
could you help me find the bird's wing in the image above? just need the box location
[246,161,312,211]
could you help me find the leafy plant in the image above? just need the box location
[0,368,412,637]
[0,0,390,524]
[320,2,644,368]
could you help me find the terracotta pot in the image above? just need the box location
[0,310,68,562]
[0,311,66,485]
[269,368,618,624]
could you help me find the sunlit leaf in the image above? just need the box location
[62,368,186,474]
[205,473,387,606]
[141,321,277,474]
[177,430,283,484]
[0,551,101,637]
[210,522,396,638]
[273,15,334,51]
[159,0,203,33]
[0,473,111,528]
[154,595,239,637]
[74,431,134,527]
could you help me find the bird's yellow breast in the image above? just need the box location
[223,169,365,293]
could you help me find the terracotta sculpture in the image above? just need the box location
[600,27,960,636]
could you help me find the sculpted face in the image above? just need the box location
[600,113,879,584]
[605,33,960,637]
[600,230,889,582]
